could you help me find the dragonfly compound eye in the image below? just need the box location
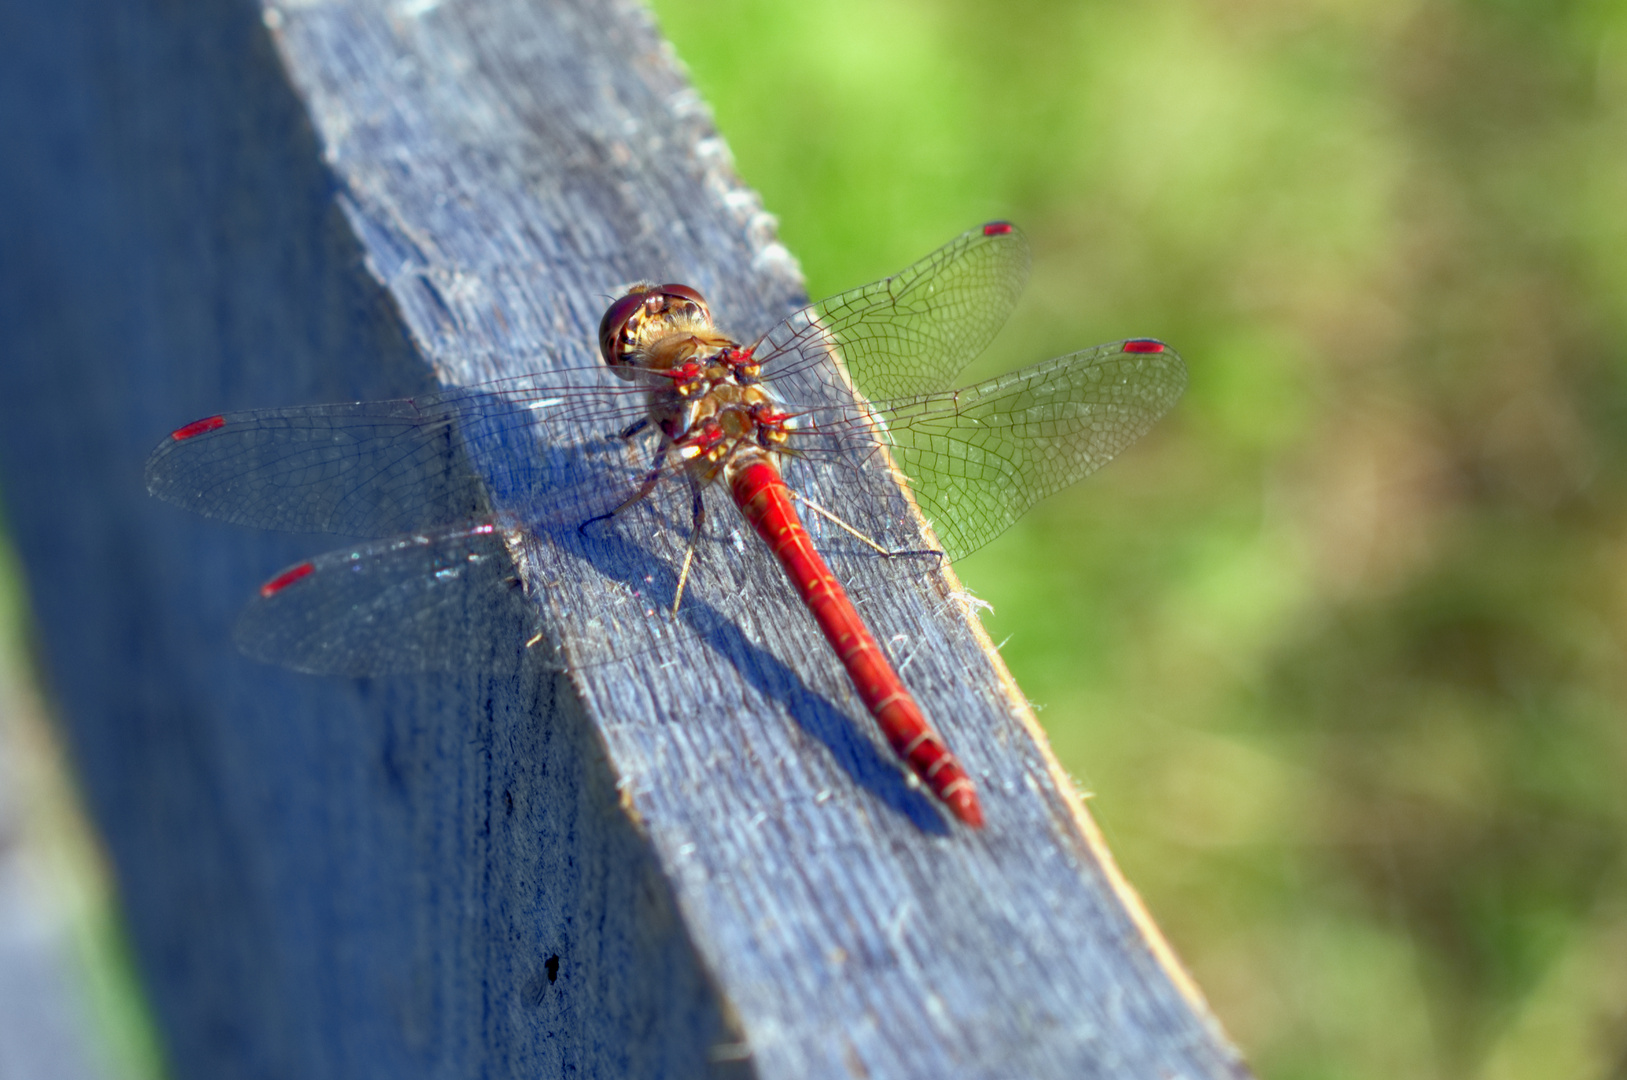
[599,287,656,372]
[599,284,714,377]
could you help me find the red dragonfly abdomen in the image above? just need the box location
[729,456,984,828]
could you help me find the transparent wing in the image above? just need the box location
[145,373,653,538]
[789,339,1187,562]
[758,222,1032,401]
[233,522,543,676]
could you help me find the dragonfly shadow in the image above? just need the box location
[553,519,951,836]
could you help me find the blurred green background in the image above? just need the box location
[645,0,1627,1077]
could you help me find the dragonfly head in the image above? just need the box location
[599,283,713,379]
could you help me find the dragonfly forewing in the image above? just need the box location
[145,372,657,538]
[770,221,1033,401]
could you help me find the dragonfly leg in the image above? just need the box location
[617,417,650,441]
[670,478,706,617]
[578,439,671,534]
[790,490,944,562]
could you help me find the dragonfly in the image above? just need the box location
[146,222,1186,828]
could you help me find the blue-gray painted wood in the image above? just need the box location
[0,0,1254,1077]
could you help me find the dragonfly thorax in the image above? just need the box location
[661,370,792,484]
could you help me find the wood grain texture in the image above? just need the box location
[0,0,1254,1077]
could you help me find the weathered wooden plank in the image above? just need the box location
[0,0,1253,1077]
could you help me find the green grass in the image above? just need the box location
[648,1,1627,1076]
